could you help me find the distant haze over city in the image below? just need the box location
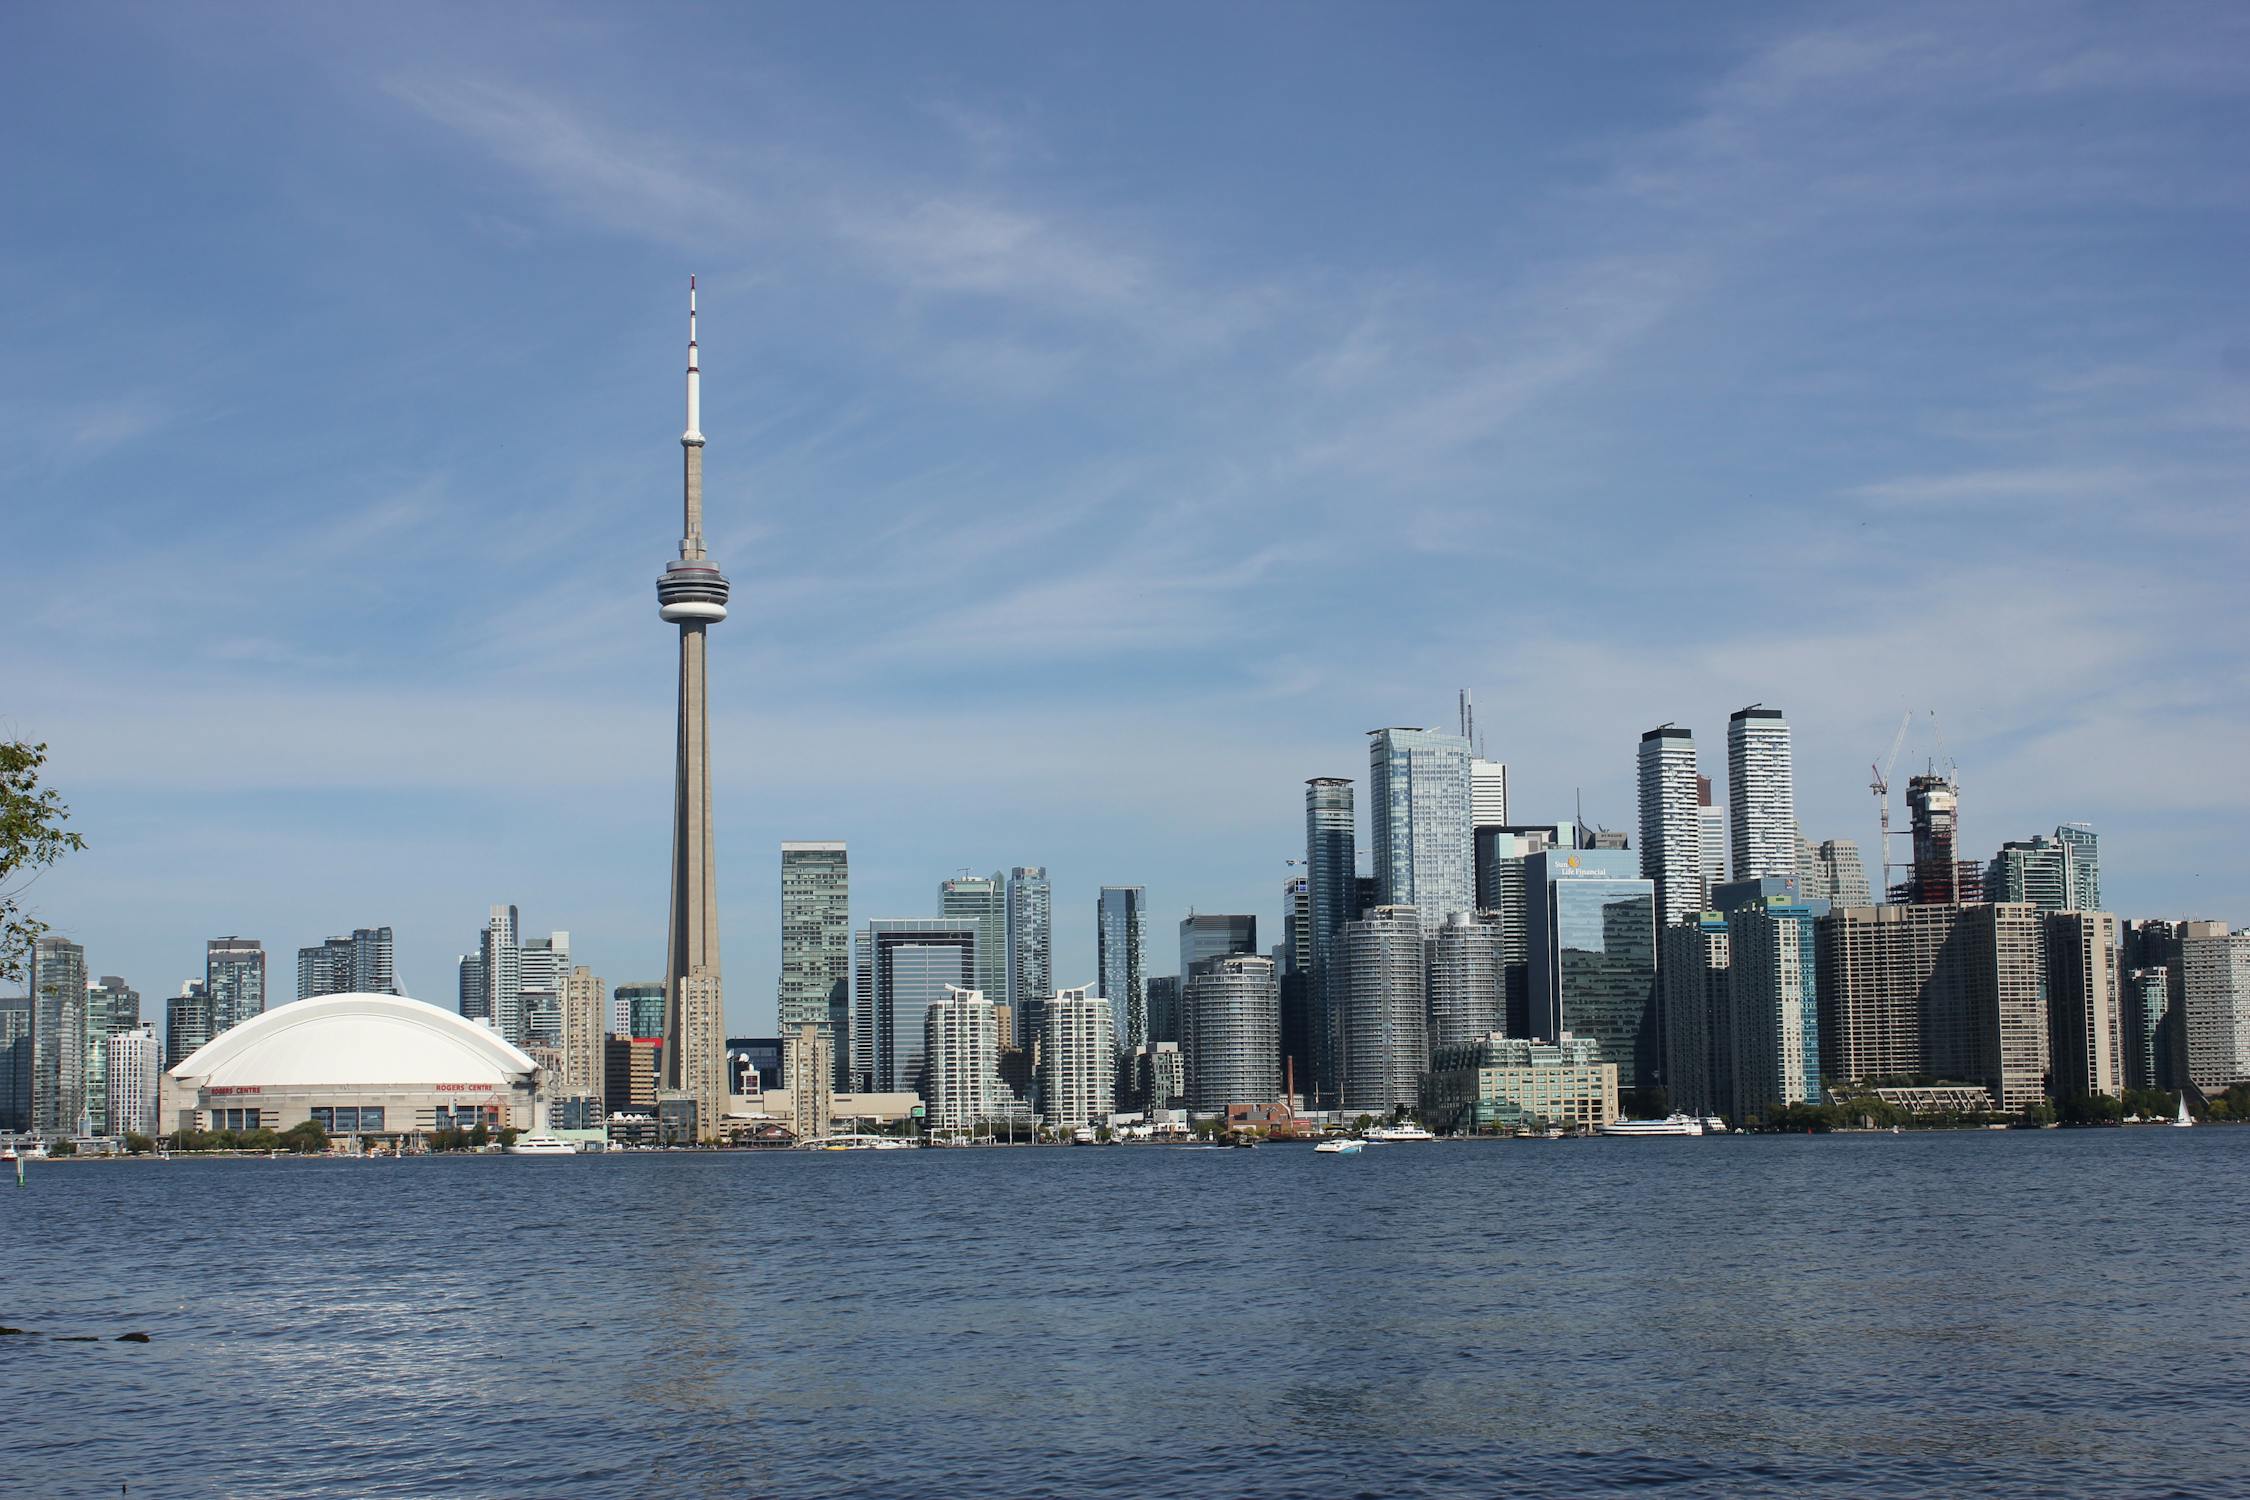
[4,4,2246,1031]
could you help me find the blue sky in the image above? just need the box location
[4,2,2247,1030]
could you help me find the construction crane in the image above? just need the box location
[1871,711,1912,898]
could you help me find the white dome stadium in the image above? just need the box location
[164,992,541,1138]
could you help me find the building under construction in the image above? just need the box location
[1893,773,1984,905]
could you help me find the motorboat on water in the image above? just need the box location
[504,1135,578,1156]
[1595,1113,1705,1138]
[1364,1123,1435,1143]
[1314,1138,1364,1155]
[2172,1093,2196,1128]
[1702,1117,1729,1134]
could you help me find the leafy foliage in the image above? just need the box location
[0,741,88,984]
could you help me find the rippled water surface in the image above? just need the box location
[6,1130,2248,1498]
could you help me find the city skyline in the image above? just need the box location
[6,5,2249,1030]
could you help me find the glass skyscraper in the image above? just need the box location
[940,874,1009,1016]
[1304,777,1357,1108]
[1525,849,1659,1094]
[1368,727,1475,928]
[855,919,978,1095]
[30,935,87,1135]
[1180,913,1257,985]
[206,936,267,1040]
[1097,886,1147,1059]
[1006,867,1052,1044]
[778,842,851,1041]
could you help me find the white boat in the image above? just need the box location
[1702,1117,1729,1134]
[2172,1093,2196,1128]
[1364,1123,1435,1143]
[1595,1113,1705,1138]
[504,1135,578,1156]
[1314,1138,1364,1155]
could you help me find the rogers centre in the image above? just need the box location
[162,992,542,1138]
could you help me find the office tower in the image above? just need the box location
[1425,910,1504,1054]
[0,995,29,1132]
[1180,914,1258,984]
[105,1022,161,1139]
[167,980,212,1067]
[1801,840,1872,909]
[654,278,732,1140]
[29,935,87,1135]
[1338,907,1426,1115]
[1471,758,1510,831]
[1304,777,1357,1108]
[2122,968,2170,1094]
[206,937,266,1039]
[517,931,571,1048]
[1525,849,1659,1094]
[1727,898,1823,1120]
[786,1023,834,1142]
[1096,887,1147,1059]
[1355,874,1380,919]
[2181,929,2250,1092]
[1183,954,1279,1112]
[940,873,1009,1017]
[923,985,1001,1133]
[1660,915,1731,1119]
[2055,824,2099,911]
[1145,975,1182,1047]
[1040,986,1116,1131]
[558,966,606,1100]
[1697,776,1727,898]
[1905,775,1965,904]
[81,975,137,1136]
[1637,724,1702,929]
[616,981,667,1040]
[2046,911,2121,1100]
[855,920,978,1094]
[297,927,396,1000]
[1814,902,2049,1112]
[1423,1033,1618,1133]
[605,1034,660,1116]
[778,842,851,1083]
[1006,866,1052,1027]
[1726,706,1796,882]
[1368,727,1475,927]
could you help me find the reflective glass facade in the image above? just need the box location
[1368,728,1475,928]
[1525,850,1658,1093]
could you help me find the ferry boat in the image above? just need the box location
[1364,1123,1435,1143]
[504,1135,578,1156]
[1595,1113,1705,1138]
[1314,1138,1364,1155]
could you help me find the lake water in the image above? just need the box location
[5,1130,2247,1498]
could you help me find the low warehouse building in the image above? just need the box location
[163,992,541,1138]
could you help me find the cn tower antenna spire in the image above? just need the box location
[684,274,702,449]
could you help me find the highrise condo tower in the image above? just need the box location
[656,278,731,1139]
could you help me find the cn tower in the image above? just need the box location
[656,276,729,1139]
